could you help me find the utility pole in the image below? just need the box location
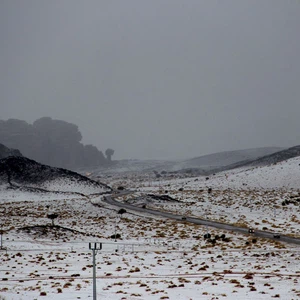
[0,229,3,250]
[0,226,5,250]
[114,215,118,242]
[89,242,102,300]
[114,213,121,242]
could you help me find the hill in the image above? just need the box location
[0,156,111,194]
[243,145,300,167]
[177,155,300,190]
[211,144,300,175]
[172,147,283,171]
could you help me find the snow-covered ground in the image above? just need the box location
[123,157,300,236]
[1,156,300,299]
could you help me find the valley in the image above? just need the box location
[0,155,299,299]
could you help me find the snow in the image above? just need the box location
[0,156,300,299]
[39,178,108,195]
[186,156,300,190]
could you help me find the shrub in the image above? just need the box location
[243,273,254,280]
[204,233,211,239]
[118,208,127,215]
[63,282,72,288]
[110,233,121,239]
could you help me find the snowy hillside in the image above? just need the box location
[172,147,283,171]
[187,155,300,190]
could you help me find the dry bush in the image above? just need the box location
[244,273,254,280]
[63,282,72,288]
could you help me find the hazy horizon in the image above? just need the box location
[1,1,300,160]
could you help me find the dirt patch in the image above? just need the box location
[17,225,91,240]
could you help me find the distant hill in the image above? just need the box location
[172,147,283,171]
[0,156,111,194]
[232,145,300,168]
[89,159,177,176]
[0,143,22,159]
[197,145,300,176]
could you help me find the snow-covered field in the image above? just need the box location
[1,156,300,299]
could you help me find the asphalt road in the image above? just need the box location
[104,193,300,246]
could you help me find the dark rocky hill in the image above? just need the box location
[0,117,111,169]
[0,156,111,192]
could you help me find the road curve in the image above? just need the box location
[104,193,300,246]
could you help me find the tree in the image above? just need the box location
[47,213,59,226]
[105,148,114,162]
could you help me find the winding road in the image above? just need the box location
[104,192,300,246]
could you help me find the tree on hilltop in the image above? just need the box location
[105,148,114,162]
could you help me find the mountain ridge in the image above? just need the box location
[171,147,284,171]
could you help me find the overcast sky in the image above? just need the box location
[1,1,300,160]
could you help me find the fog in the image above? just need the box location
[1,1,300,160]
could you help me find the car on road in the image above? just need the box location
[181,216,187,221]
[273,233,280,239]
[248,227,255,233]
